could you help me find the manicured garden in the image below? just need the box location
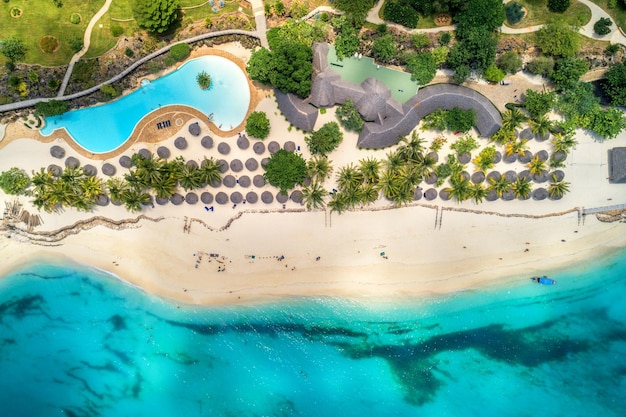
[504,0,592,28]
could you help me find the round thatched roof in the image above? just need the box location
[201,192,213,204]
[536,150,549,161]
[142,194,154,208]
[245,158,258,171]
[83,164,97,177]
[503,153,517,163]
[502,190,515,201]
[50,145,65,159]
[185,192,198,204]
[552,151,566,162]
[246,191,258,204]
[253,141,265,155]
[223,175,236,187]
[47,164,62,176]
[216,192,229,204]
[65,156,80,168]
[486,189,498,201]
[156,196,169,205]
[276,192,289,203]
[504,170,517,182]
[290,189,303,203]
[157,146,171,159]
[268,141,280,154]
[209,179,221,188]
[424,188,437,201]
[533,188,548,200]
[218,142,231,155]
[138,148,151,159]
[111,197,122,206]
[253,175,265,187]
[551,170,565,182]
[549,192,563,201]
[230,159,243,172]
[493,151,502,164]
[175,137,188,150]
[238,175,251,188]
[413,187,423,200]
[425,172,437,185]
[426,151,438,162]
[518,170,531,180]
[188,122,201,136]
[284,141,296,152]
[96,194,109,206]
[302,177,311,186]
[535,132,550,142]
[230,191,243,204]
[520,128,533,140]
[201,136,214,149]
[458,152,471,164]
[186,160,199,169]
[486,171,501,182]
[261,191,274,203]
[237,135,250,150]
[261,157,270,167]
[171,193,184,205]
[218,159,228,173]
[533,170,549,182]
[518,150,532,164]
[119,155,132,168]
[471,171,485,183]
[460,171,470,181]
[439,189,451,200]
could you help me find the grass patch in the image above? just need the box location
[504,0,592,28]
[590,0,626,32]
[377,3,439,29]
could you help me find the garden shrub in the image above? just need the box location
[39,36,59,53]
[170,43,190,61]
[336,99,364,132]
[548,0,570,13]
[245,111,271,139]
[111,24,124,37]
[70,13,81,24]
[505,2,524,25]
[593,18,613,36]
[383,0,420,29]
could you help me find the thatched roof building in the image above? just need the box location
[275,89,318,132]
[609,147,626,184]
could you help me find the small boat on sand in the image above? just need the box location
[531,276,557,285]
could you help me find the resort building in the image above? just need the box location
[608,147,626,183]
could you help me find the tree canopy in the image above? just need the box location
[534,19,580,57]
[406,52,437,85]
[133,0,180,34]
[35,100,69,117]
[305,122,344,156]
[524,90,556,119]
[372,34,396,63]
[550,57,588,90]
[454,0,505,38]
[0,167,30,195]
[603,62,626,106]
[547,0,570,13]
[263,149,307,194]
[335,99,364,132]
[245,111,271,139]
[332,0,377,26]
[0,37,27,62]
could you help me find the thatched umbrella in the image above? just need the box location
[502,190,515,201]
[551,170,565,182]
[549,191,563,201]
[65,156,80,168]
[119,155,132,168]
[218,142,230,155]
[47,164,62,176]
[230,159,243,172]
[518,150,533,164]
[503,153,517,163]
[302,177,311,186]
[175,137,188,150]
[458,152,471,164]
[520,128,533,140]
[413,187,423,201]
[424,188,437,201]
[486,171,501,182]
[96,194,110,206]
[223,175,236,188]
[156,196,169,205]
[471,171,485,183]
[504,170,517,182]
[533,170,549,183]
[533,187,548,200]
[230,191,243,204]
[138,148,151,159]
[535,132,550,142]
[83,164,97,177]
[253,175,265,187]
[245,158,258,171]
[209,179,221,188]
[157,146,170,159]
[518,170,531,180]
[439,189,451,201]
[425,172,437,185]
[111,198,122,206]
[536,150,549,161]
[238,175,251,188]
[185,192,198,204]
[218,159,228,173]
[171,193,184,205]
[552,151,566,163]
[215,192,229,204]
[261,191,274,203]
[493,151,502,164]
[50,145,65,159]
[201,192,213,204]
[268,141,280,154]
[518,191,531,201]
[276,192,289,203]
[284,141,296,152]
[201,136,214,149]
[486,189,498,201]
[246,191,258,204]
[237,135,250,150]
[253,141,265,155]
[186,160,198,169]
[426,151,438,162]
[460,171,470,181]
[188,122,201,136]
[290,189,303,203]
[261,157,270,167]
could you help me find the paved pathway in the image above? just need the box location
[248,0,268,48]
[58,0,113,97]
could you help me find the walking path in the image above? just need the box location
[249,0,268,48]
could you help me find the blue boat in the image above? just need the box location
[531,276,557,285]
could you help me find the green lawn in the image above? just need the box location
[505,0,592,28]
[0,0,105,66]
[589,0,626,32]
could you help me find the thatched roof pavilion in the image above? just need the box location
[50,145,65,159]
[425,172,437,184]
[201,192,213,204]
[246,191,258,204]
[245,158,258,171]
[486,189,498,201]
[504,170,517,182]
[138,148,151,159]
[156,196,169,205]
[175,137,188,150]
[261,157,270,167]
[439,189,451,200]
[518,150,532,164]
[230,192,243,204]
[413,187,423,200]
[552,151,566,163]
[83,164,97,177]
[237,135,250,150]
[230,159,243,172]
[276,192,289,203]
[201,136,214,149]
[503,153,517,163]
[424,188,437,200]
[502,190,515,201]
[218,159,228,173]
[551,170,565,182]
[518,170,531,180]
[253,141,265,155]
[253,175,265,187]
[290,190,303,203]
[171,193,184,205]
[471,171,485,183]
[487,171,501,182]
[185,192,198,204]
[268,141,280,154]
[188,122,201,136]
[238,175,251,188]
[218,142,230,155]
[65,156,80,168]
[223,175,236,188]
[261,191,273,203]
[520,128,533,140]
[216,192,228,204]
[284,141,296,152]
[536,150,549,161]
[458,153,471,164]
[275,89,319,132]
[119,155,132,168]
[157,146,171,159]
[533,188,548,200]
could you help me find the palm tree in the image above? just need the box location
[359,183,379,206]
[134,154,165,187]
[301,181,327,210]
[383,150,404,173]
[178,164,203,191]
[388,183,414,206]
[396,164,422,192]
[548,174,570,199]
[527,155,547,176]
[488,175,512,198]
[501,108,527,131]
[106,177,129,204]
[30,167,54,194]
[307,155,333,183]
[377,168,400,200]
[80,175,104,202]
[504,139,529,158]
[419,153,437,178]
[511,177,532,199]
[151,173,178,199]
[327,191,348,214]
[336,163,363,191]
[199,157,223,186]
[446,172,472,202]
[469,182,488,204]
[124,169,145,191]
[397,131,425,163]
[489,127,516,145]
[358,157,381,184]
[529,114,552,138]
[551,132,578,154]
[120,187,151,212]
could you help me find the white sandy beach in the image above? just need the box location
[1,44,625,306]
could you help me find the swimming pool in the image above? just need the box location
[40,56,251,154]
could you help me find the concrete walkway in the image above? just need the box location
[58,0,113,97]
[248,0,268,48]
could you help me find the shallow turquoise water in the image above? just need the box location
[1,250,625,416]
[40,56,250,153]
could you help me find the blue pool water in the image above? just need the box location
[1,251,625,416]
[40,56,251,153]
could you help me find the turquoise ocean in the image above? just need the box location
[1,250,625,417]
